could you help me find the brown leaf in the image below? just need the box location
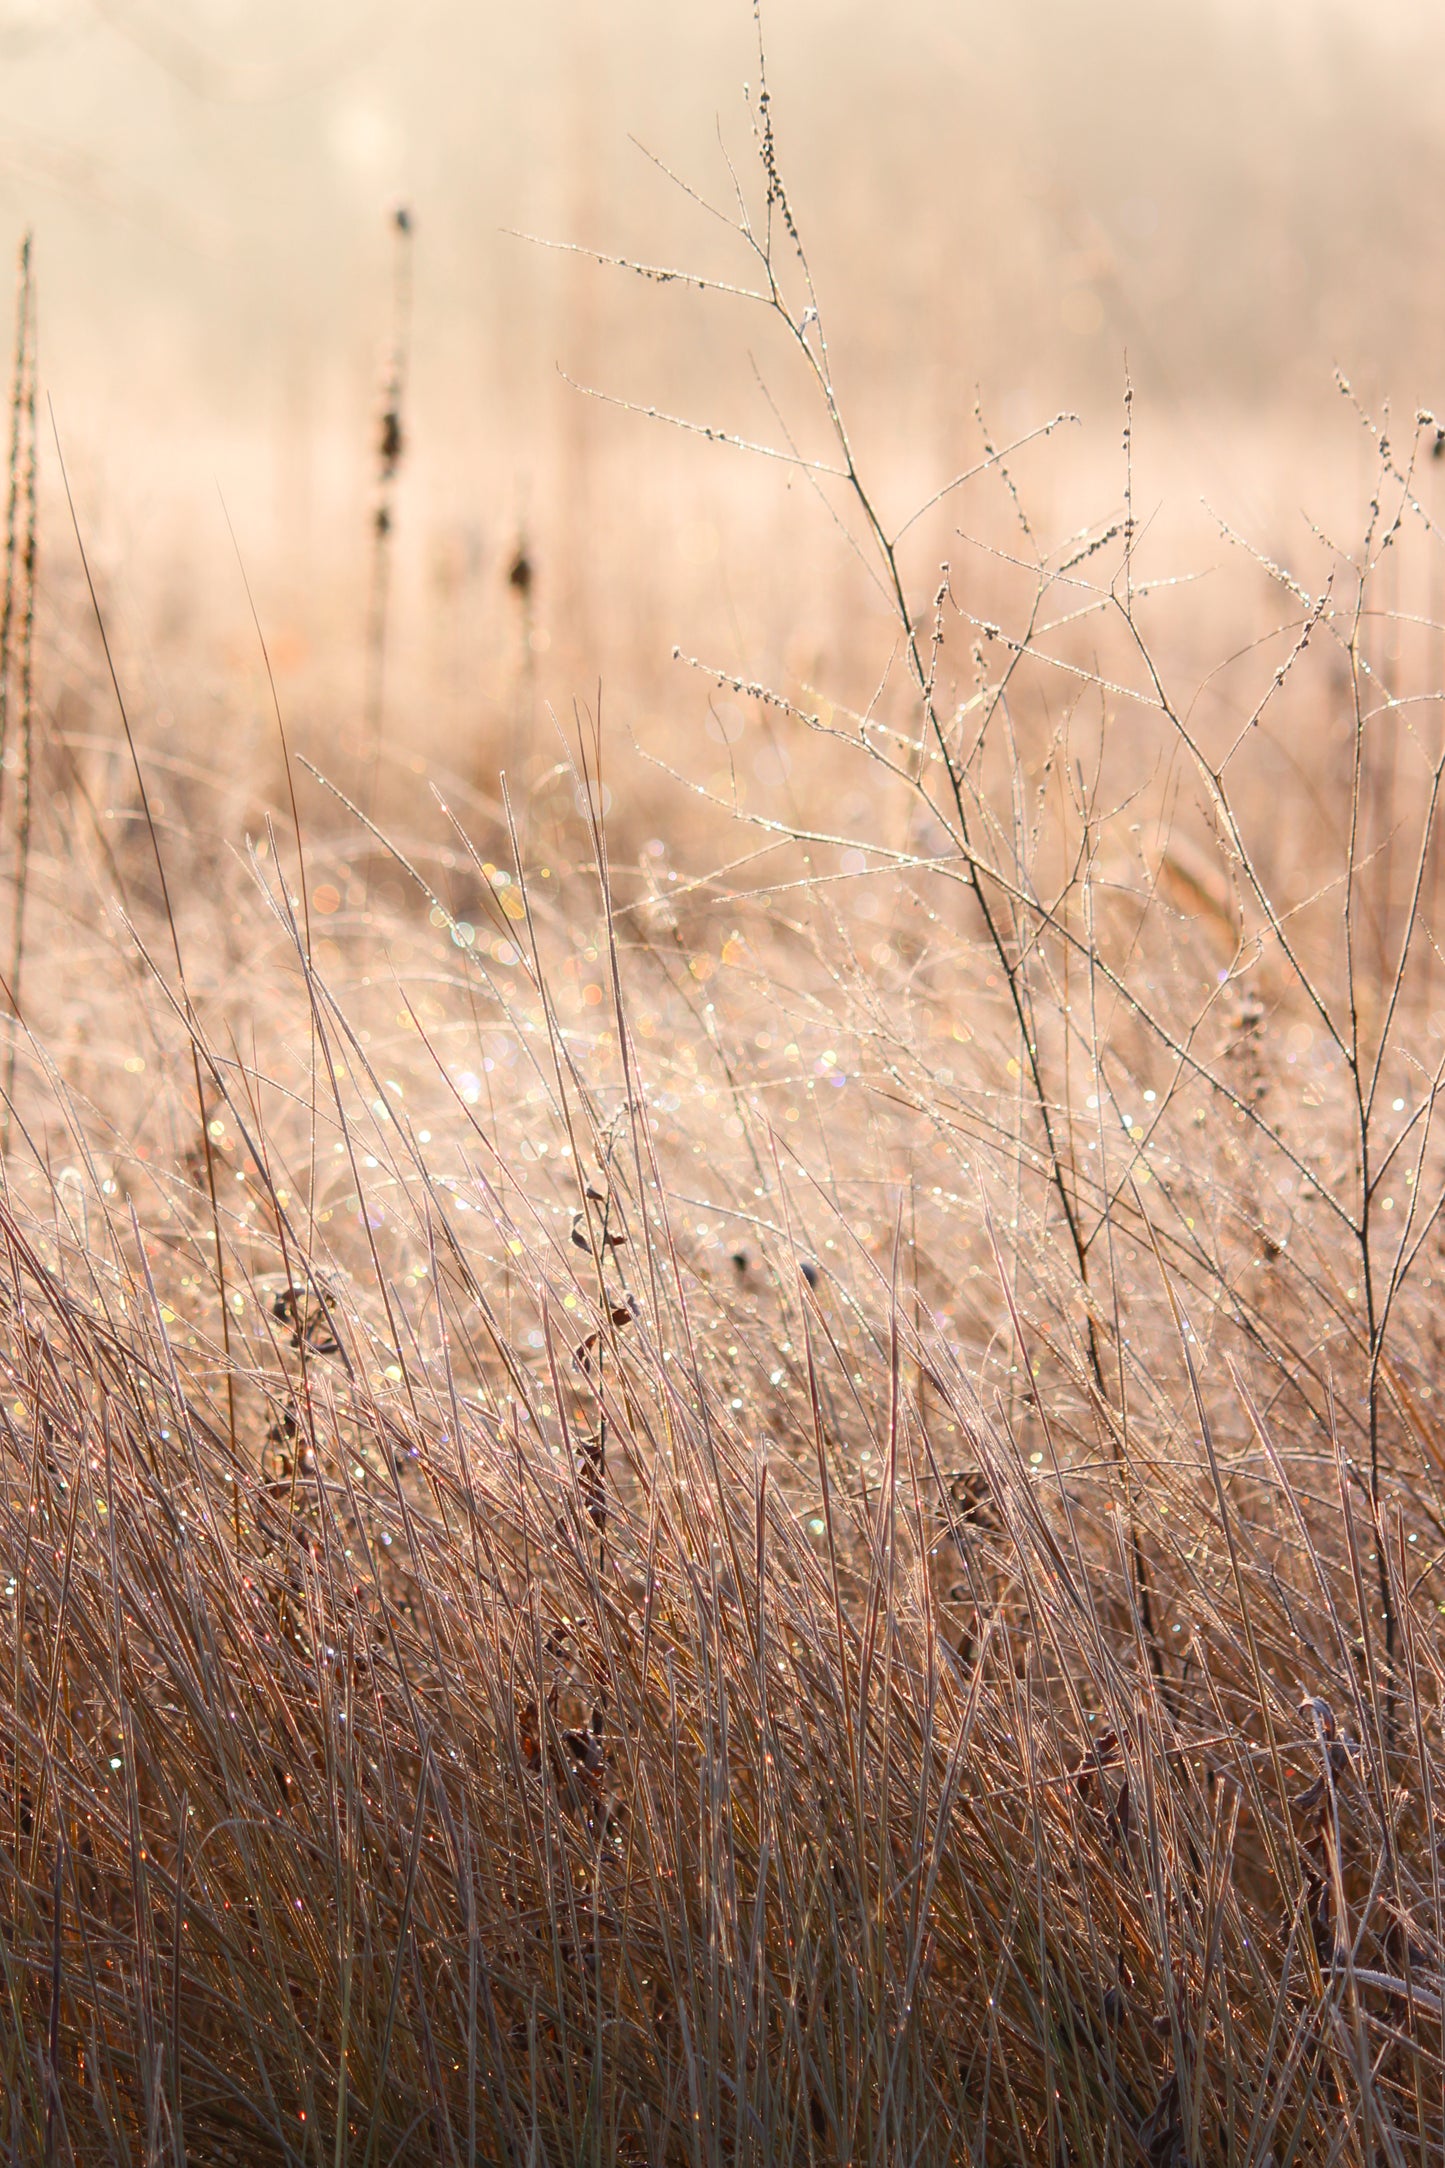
[1075,1728,1120,1796]
[561,1727,604,1778]
[941,1468,999,1537]
[1300,1695,1337,1743]
[1139,2074,1183,2168]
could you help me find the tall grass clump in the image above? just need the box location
[6,35,1445,2167]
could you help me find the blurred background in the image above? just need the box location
[0,0,1441,825]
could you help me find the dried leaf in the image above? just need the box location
[1300,1695,1337,1743]
[1139,2074,1184,2168]
[1075,1728,1120,1796]
[941,1469,998,1537]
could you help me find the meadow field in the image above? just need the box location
[3,3,1445,2161]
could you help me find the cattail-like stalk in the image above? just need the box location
[0,234,35,1135]
[506,524,536,779]
[362,205,413,811]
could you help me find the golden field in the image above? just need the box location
[1,4,1445,2161]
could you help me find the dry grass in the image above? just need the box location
[6,30,1445,2168]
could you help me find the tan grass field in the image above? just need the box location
[2,5,1445,2162]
